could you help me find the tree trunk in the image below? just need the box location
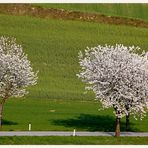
[0,97,7,130]
[115,117,120,137]
[0,103,3,130]
[126,114,130,131]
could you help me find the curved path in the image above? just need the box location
[0,4,148,28]
[0,131,148,137]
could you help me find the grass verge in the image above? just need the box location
[0,136,148,145]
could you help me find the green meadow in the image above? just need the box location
[3,98,148,132]
[0,13,147,132]
[34,3,148,21]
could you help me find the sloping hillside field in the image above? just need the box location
[0,4,148,133]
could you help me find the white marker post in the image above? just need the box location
[29,123,31,131]
[73,129,76,136]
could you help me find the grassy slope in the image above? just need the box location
[34,4,148,21]
[1,136,148,145]
[0,14,148,131]
[0,14,147,101]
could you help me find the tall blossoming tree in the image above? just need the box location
[77,44,148,137]
[0,36,38,128]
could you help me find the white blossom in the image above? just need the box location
[77,44,148,119]
[0,36,38,98]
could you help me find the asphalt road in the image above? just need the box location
[0,131,148,137]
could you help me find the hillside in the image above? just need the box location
[0,14,147,101]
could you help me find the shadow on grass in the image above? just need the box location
[2,119,18,126]
[52,114,138,132]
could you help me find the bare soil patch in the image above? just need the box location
[0,4,148,28]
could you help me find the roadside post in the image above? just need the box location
[73,129,76,136]
[29,123,31,131]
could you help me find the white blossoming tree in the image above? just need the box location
[77,44,148,137]
[0,36,38,129]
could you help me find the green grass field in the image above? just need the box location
[3,98,148,132]
[34,4,148,21]
[1,136,148,145]
[0,13,147,132]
